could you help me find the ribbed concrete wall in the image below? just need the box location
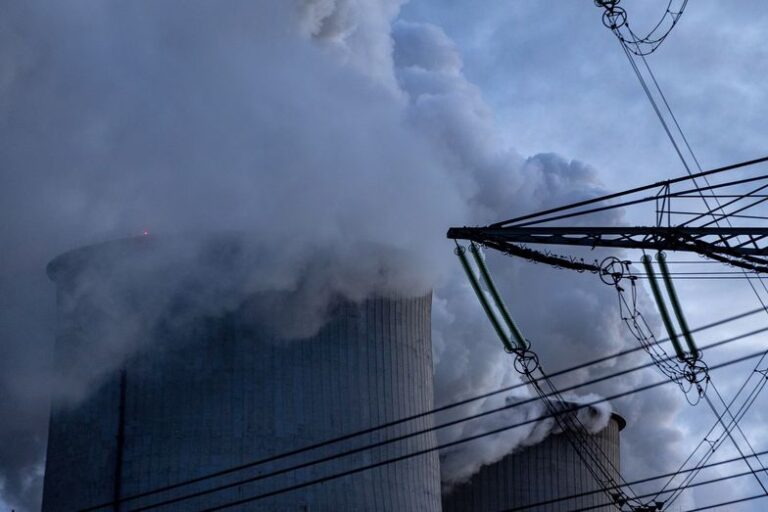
[442,413,624,512]
[42,237,442,511]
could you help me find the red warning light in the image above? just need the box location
[142,230,150,236]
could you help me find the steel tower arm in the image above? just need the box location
[447,226,768,273]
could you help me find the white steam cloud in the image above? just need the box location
[0,1,684,510]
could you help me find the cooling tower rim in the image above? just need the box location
[47,235,155,283]
[46,231,253,283]
[46,233,434,302]
[611,412,626,431]
[556,400,626,432]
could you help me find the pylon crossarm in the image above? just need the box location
[448,226,768,274]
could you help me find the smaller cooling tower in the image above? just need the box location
[442,407,625,512]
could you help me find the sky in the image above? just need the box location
[399,1,768,510]
[2,1,768,511]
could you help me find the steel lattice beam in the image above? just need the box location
[448,226,768,274]
[447,226,768,257]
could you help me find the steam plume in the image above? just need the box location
[0,1,684,509]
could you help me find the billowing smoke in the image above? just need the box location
[0,1,685,510]
[391,19,627,484]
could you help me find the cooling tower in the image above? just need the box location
[442,408,625,512]
[41,236,442,511]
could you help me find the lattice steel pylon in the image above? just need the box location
[447,226,768,273]
[447,159,768,511]
[448,158,768,274]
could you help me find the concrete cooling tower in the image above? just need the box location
[41,236,442,511]
[442,409,625,512]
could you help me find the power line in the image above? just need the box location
[620,17,768,322]
[678,183,768,227]
[150,349,768,512]
[461,242,641,506]
[675,195,768,199]
[622,42,695,184]
[652,344,768,508]
[490,155,768,228]
[633,261,736,264]
[505,466,760,512]
[635,277,768,281]
[192,348,767,512]
[555,7,768,510]
[595,0,689,56]
[635,69,768,499]
[653,363,768,506]
[699,194,768,229]
[701,391,768,495]
[655,349,768,506]
[499,447,768,512]
[629,273,768,281]
[633,272,766,275]
[661,371,768,508]
[632,41,768,319]
[525,364,639,507]
[616,35,768,510]
[571,467,755,512]
[666,211,768,222]
[708,383,768,486]
[495,173,768,228]
[119,326,768,511]
[681,492,766,512]
[130,350,671,511]
[78,305,766,511]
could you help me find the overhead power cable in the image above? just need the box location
[660,368,768,508]
[680,492,766,512]
[91,333,763,512]
[666,210,768,222]
[678,183,768,227]
[449,235,762,508]
[652,334,768,507]
[701,390,768,495]
[133,349,768,512]
[594,0,689,56]
[636,260,767,264]
[496,173,768,229]
[130,343,681,511]
[634,41,768,255]
[652,363,768,506]
[709,383,768,483]
[78,306,766,512]
[634,276,768,281]
[621,42,695,182]
[633,272,768,276]
[502,465,762,512]
[490,155,768,228]
[628,31,768,307]
[586,6,768,508]
[616,31,768,508]
[499,446,768,512]
[617,14,768,312]
[190,348,767,512]
[570,468,755,512]
[675,194,768,199]
[462,241,641,507]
